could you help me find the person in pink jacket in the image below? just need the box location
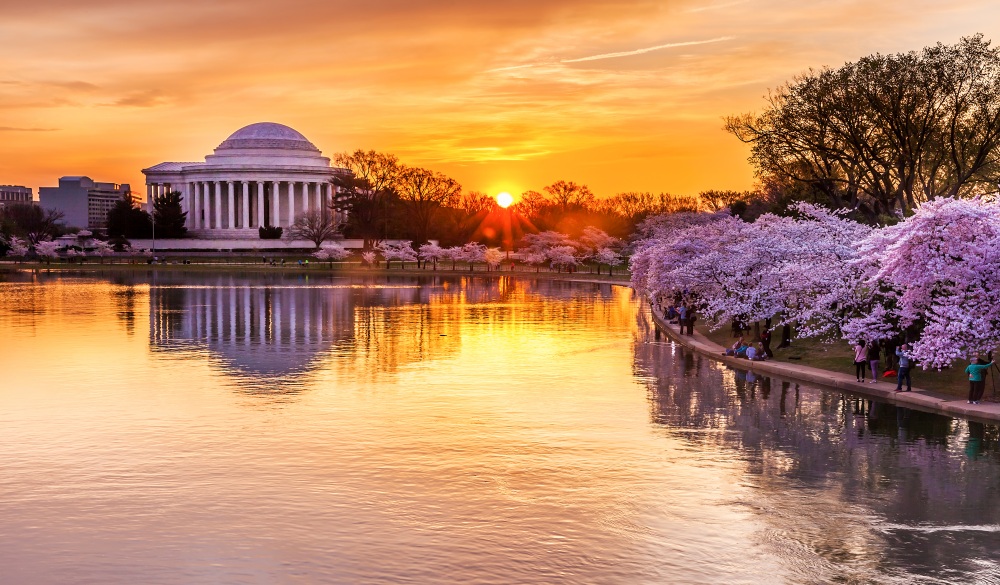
[853,341,868,382]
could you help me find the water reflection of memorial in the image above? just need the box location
[633,311,1000,582]
[149,275,357,387]
[147,274,630,388]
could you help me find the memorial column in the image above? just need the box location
[214,181,222,231]
[241,182,250,230]
[271,181,280,227]
[227,181,235,229]
[257,182,265,227]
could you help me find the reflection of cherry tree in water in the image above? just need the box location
[632,329,1000,582]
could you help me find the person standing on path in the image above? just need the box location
[685,307,697,335]
[895,344,913,392]
[965,357,994,404]
[678,304,688,331]
[760,329,773,358]
[853,341,867,382]
[867,341,881,383]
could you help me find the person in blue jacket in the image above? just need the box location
[895,343,913,392]
[965,357,994,404]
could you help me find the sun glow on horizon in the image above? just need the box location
[496,192,514,208]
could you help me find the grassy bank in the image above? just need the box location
[697,322,989,400]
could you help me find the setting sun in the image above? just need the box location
[496,192,514,208]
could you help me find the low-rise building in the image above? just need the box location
[0,185,33,208]
[38,176,132,230]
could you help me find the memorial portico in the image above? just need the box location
[142,122,349,239]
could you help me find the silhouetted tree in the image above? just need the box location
[107,193,152,239]
[0,203,65,244]
[153,190,188,238]
[395,166,461,245]
[726,34,1000,219]
[289,210,341,248]
[332,150,403,249]
[543,180,595,212]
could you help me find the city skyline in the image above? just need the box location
[2,0,999,199]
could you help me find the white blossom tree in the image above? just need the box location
[442,246,463,270]
[521,231,573,261]
[362,250,378,268]
[547,245,579,272]
[460,242,486,271]
[313,244,350,268]
[378,241,417,269]
[418,242,446,270]
[91,240,114,264]
[484,247,504,271]
[64,248,85,263]
[523,251,547,273]
[594,247,623,275]
[6,236,29,263]
[34,240,61,263]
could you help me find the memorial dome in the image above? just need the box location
[216,122,320,152]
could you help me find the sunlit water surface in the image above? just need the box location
[1,271,999,584]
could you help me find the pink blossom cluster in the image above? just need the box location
[631,199,1000,368]
[632,204,870,335]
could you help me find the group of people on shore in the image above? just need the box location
[850,339,915,392]
[657,292,698,336]
[722,335,770,362]
[853,339,996,403]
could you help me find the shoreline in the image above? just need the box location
[649,306,1000,425]
[0,261,632,286]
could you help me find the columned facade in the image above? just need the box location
[142,122,350,239]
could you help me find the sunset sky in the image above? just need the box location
[3,0,999,200]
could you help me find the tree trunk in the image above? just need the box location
[779,324,792,348]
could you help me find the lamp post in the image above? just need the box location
[151,190,156,259]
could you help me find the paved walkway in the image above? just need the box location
[650,307,1000,424]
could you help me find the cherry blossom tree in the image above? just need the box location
[630,205,871,339]
[34,240,61,263]
[484,247,504,271]
[594,247,623,275]
[418,242,445,270]
[64,248,84,263]
[547,245,579,272]
[459,242,486,271]
[361,250,377,268]
[522,251,547,273]
[520,231,573,259]
[378,241,417,269]
[440,246,465,270]
[577,226,621,273]
[91,240,114,264]
[7,236,29,263]
[313,244,349,268]
[845,198,1000,368]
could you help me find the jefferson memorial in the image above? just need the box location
[143,122,349,239]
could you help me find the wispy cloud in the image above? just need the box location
[489,36,736,72]
[561,36,736,63]
[0,126,58,132]
[686,1,749,13]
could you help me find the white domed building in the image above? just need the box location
[142,122,349,239]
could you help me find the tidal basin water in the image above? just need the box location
[1,271,999,584]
